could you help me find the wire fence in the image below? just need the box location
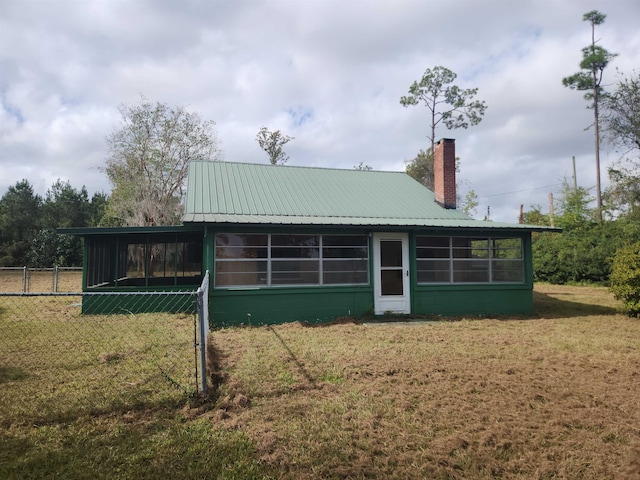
[0,274,210,424]
[0,266,82,293]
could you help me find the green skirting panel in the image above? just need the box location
[210,284,533,326]
[412,285,533,316]
[210,286,373,327]
[82,290,198,315]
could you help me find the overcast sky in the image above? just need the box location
[1,0,639,222]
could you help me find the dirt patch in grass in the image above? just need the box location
[209,285,640,479]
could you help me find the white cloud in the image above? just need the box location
[1,0,639,221]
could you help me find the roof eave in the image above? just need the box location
[58,224,204,236]
[182,214,562,232]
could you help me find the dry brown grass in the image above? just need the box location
[208,284,640,479]
[0,296,197,426]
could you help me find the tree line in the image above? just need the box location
[524,178,640,285]
[0,180,108,267]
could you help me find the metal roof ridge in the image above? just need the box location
[201,212,471,220]
[188,159,407,175]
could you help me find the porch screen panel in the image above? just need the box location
[146,243,168,280]
[452,238,489,283]
[86,238,116,288]
[271,234,319,285]
[215,234,268,287]
[214,233,369,287]
[85,233,202,288]
[416,236,524,284]
[125,243,148,284]
[491,238,524,282]
[322,235,369,285]
[147,239,203,284]
[416,236,450,283]
[176,240,203,277]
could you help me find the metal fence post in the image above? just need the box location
[196,271,210,395]
[22,266,27,293]
[53,266,58,292]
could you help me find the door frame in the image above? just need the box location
[372,232,411,315]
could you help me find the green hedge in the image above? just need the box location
[610,242,640,317]
[533,220,640,284]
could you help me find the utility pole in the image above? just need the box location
[572,156,578,190]
[548,193,555,227]
[590,15,603,223]
[519,204,524,224]
[594,79,603,223]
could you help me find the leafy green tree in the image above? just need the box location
[602,71,640,218]
[602,71,640,153]
[555,179,595,230]
[0,180,42,266]
[610,242,640,317]
[605,163,640,219]
[400,66,487,153]
[105,98,222,226]
[41,180,90,229]
[88,192,109,227]
[405,149,434,189]
[256,126,294,165]
[27,228,82,267]
[562,10,617,223]
[33,180,108,266]
[522,205,551,227]
[461,189,479,217]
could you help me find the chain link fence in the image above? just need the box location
[0,274,210,424]
[0,266,82,293]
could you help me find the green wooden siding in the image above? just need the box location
[81,287,197,315]
[210,286,373,327]
[206,229,535,326]
[411,285,533,316]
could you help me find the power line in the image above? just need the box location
[479,183,563,199]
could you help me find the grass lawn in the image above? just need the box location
[2,284,640,479]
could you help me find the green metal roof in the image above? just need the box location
[183,161,556,231]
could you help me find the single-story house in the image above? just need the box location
[64,139,557,326]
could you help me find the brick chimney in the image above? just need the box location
[434,138,456,209]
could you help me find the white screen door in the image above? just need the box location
[373,233,410,314]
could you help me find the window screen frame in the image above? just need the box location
[416,235,524,285]
[85,233,203,289]
[214,233,370,288]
